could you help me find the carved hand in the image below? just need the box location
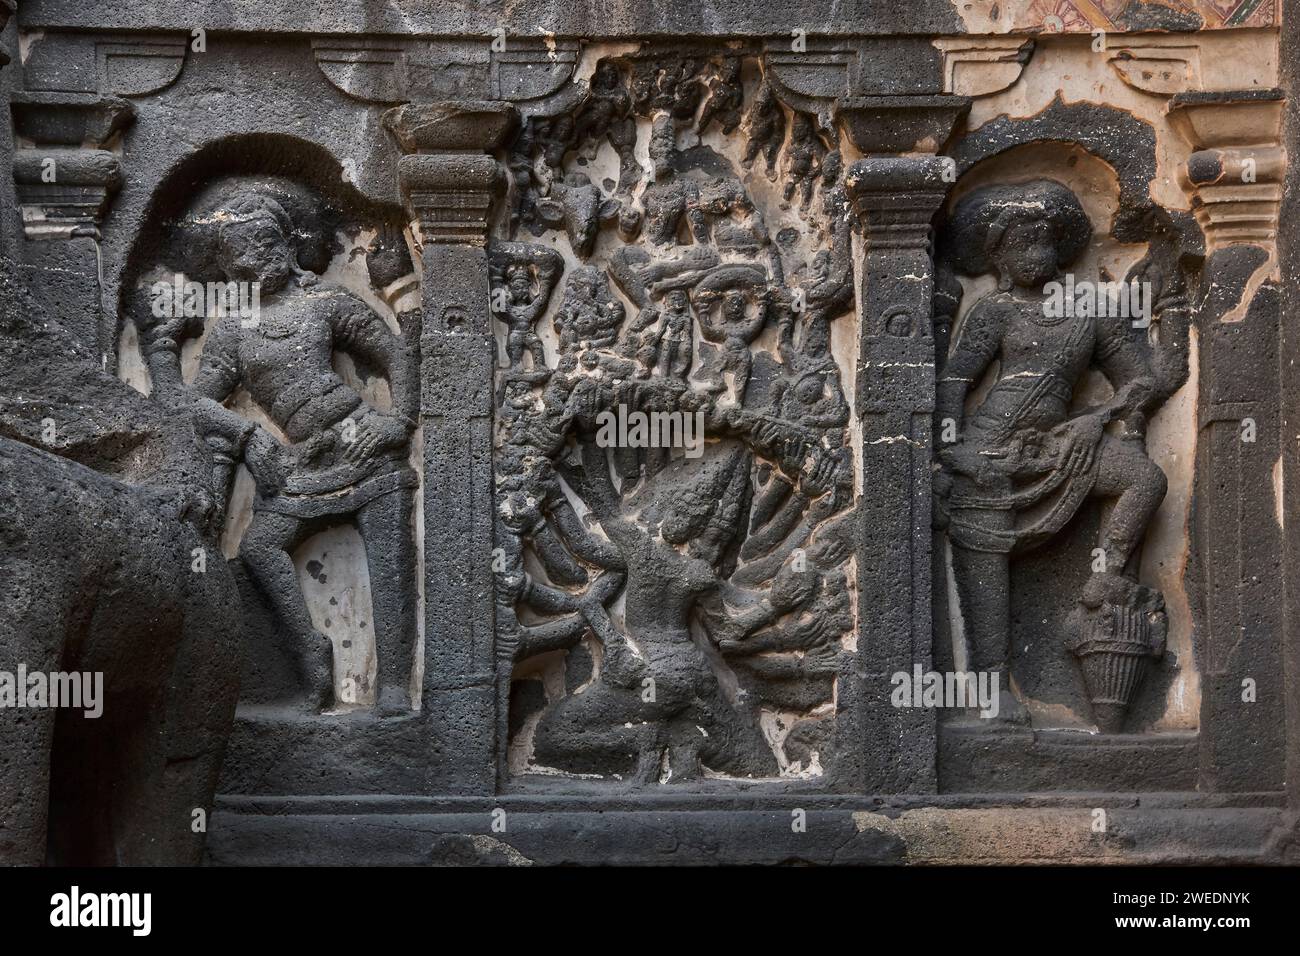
[245,427,287,494]
[342,413,410,465]
[1053,412,1106,474]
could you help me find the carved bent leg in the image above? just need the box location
[531,683,668,783]
[357,487,417,716]
[1091,435,1168,579]
[240,510,333,711]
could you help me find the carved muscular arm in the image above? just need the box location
[331,296,418,426]
[191,320,241,404]
[935,298,1006,444]
[187,323,263,517]
[1093,312,1158,426]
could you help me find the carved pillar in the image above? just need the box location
[388,102,516,795]
[1169,90,1288,792]
[0,0,12,67]
[9,92,133,356]
[840,96,967,793]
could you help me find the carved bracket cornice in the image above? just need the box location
[932,38,1034,98]
[11,90,135,145]
[838,95,971,155]
[1106,38,1202,96]
[1168,89,1285,251]
[17,31,187,97]
[313,37,582,118]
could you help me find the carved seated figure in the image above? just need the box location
[935,180,1181,724]
[165,189,420,716]
[529,443,779,784]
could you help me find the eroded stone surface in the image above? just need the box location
[0,1,1296,866]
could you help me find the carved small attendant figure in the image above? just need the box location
[553,265,626,355]
[742,82,784,180]
[694,178,783,283]
[784,114,827,209]
[692,265,770,404]
[490,241,564,382]
[190,192,419,716]
[646,286,696,386]
[935,180,1173,722]
[789,249,853,359]
[697,57,744,134]
[573,61,640,197]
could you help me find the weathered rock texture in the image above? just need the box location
[2,0,1299,865]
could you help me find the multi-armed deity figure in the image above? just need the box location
[935,180,1185,723]
[173,188,419,716]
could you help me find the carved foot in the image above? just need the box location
[375,685,413,718]
[291,630,335,714]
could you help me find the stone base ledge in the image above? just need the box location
[206,800,1290,866]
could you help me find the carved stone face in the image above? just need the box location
[219,214,293,295]
[995,218,1059,289]
[665,289,689,313]
[722,290,746,321]
[507,265,531,301]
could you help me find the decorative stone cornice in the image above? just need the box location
[313,37,581,117]
[933,37,1034,98]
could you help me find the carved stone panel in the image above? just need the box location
[2,0,1297,871]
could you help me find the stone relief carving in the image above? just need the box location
[934,178,1194,732]
[493,51,856,783]
[133,180,421,716]
[3,0,1292,869]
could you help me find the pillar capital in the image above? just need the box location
[846,156,953,251]
[386,102,514,246]
[1167,89,1286,251]
[10,93,135,241]
[397,153,501,246]
[836,94,970,155]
